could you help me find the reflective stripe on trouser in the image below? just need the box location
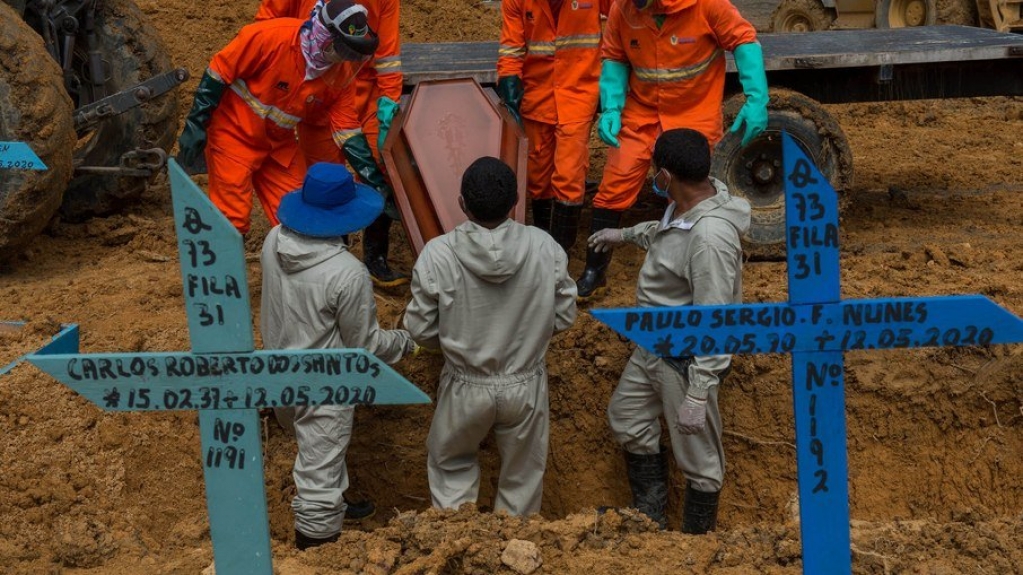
[593,112,661,211]
[205,145,305,234]
[427,364,549,516]
[275,405,353,539]
[523,118,592,205]
[607,347,725,492]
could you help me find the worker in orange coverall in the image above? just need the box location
[496,0,611,253]
[255,0,408,287]
[175,0,382,239]
[574,0,769,300]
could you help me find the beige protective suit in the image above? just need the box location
[261,226,413,539]
[607,180,750,492]
[404,219,577,515]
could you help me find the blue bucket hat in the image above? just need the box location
[277,162,384,237]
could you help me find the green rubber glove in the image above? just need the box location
[598,60,629,147]
[342,132,392,200]
[496,75,524,126]
[376,96,399,153]
[177,69,227,175]
[729,42,769,147]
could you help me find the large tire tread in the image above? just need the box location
[0,3,76,258]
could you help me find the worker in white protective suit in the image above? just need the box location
[588,128,750,533]
[404,156,578,515]
[261,162,416,550]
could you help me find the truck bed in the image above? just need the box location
[402,26,1023,103]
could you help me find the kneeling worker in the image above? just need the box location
[404,157,578,515]
[261,162,417,549]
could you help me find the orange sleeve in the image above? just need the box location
[704,0,758,51]
[208,24,270,85]
[328,83,363,148]
[600,0,613,17]
[497,0,526,78]
[373,0,403,101]
[601,1,627,64]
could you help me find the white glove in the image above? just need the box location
[675,394,707,435]
[587,228,625,253]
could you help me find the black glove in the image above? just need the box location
[496,75,524,126]
[177,70,227,175]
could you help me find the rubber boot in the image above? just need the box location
[575,208,622,301]
[680,481,720,534]
[551,201,582,253]
[295,529,340,550]
[624,449,668,530]
[362,215,409,288]
[531,198,553,233]
[343,496,376,523]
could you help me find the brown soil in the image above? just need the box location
[2,1,1023,574]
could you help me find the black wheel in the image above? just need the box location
[0,3,76,259]
[876,0,938,27]
[770,0,835,32]
[713,88,853,258]
[57,0,180,220]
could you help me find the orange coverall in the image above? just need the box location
[255,0,403,162]
[497,0,610,205]
[596,0,757,210]
[205,19,360,233]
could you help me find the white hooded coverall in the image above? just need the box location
[607,180,751,493]
[404,219,578,515]
[261,226,413,539]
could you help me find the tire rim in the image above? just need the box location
[889,0,928,26]
[779,12,816,32]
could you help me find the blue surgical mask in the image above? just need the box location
[652,168,671,198]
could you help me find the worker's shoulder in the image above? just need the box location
[238,17,305,38]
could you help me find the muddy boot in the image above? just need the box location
[343,496,376,523]
[295,529,340,551]
[624,449,668,530]
[363,215,409,288]
[551,201,582,253]
[531,198,553,233]
[575,208,622,301]
[680,481,720,534]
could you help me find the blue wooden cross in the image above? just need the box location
[0,141,47,170]
[27,160,431,574]
[591,134,1023,575]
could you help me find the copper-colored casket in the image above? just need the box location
[380,78,528,256]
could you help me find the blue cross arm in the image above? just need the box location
[590,295,1023,357]
[26,349,431,411]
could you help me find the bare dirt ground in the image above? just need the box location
[2,1,1023,574]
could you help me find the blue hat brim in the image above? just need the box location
[277,182,385,238]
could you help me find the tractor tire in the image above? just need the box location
[876,0,938,27]
[770,0,836,32]
[0,3,76,259]
[59,0,179,221]
[713,88,853,259]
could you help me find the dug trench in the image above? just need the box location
[1,0,1023,573]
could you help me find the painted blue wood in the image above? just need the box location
[29,349,431,410]
[169,159,272,575]
[25,160,430,574]
[0,142,47,170]
[1,323,79,376]
[590,132,1023,575]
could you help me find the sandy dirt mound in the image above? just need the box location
[1,0,1022,573]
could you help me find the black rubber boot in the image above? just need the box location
[295,529,340,550]
[362,215,409,288]
[624,449,669,530]
[575,208,622,301]
[680,481,720,534]
[343,496,376,523]
[531,198,553,233]
[551,202,582,253]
